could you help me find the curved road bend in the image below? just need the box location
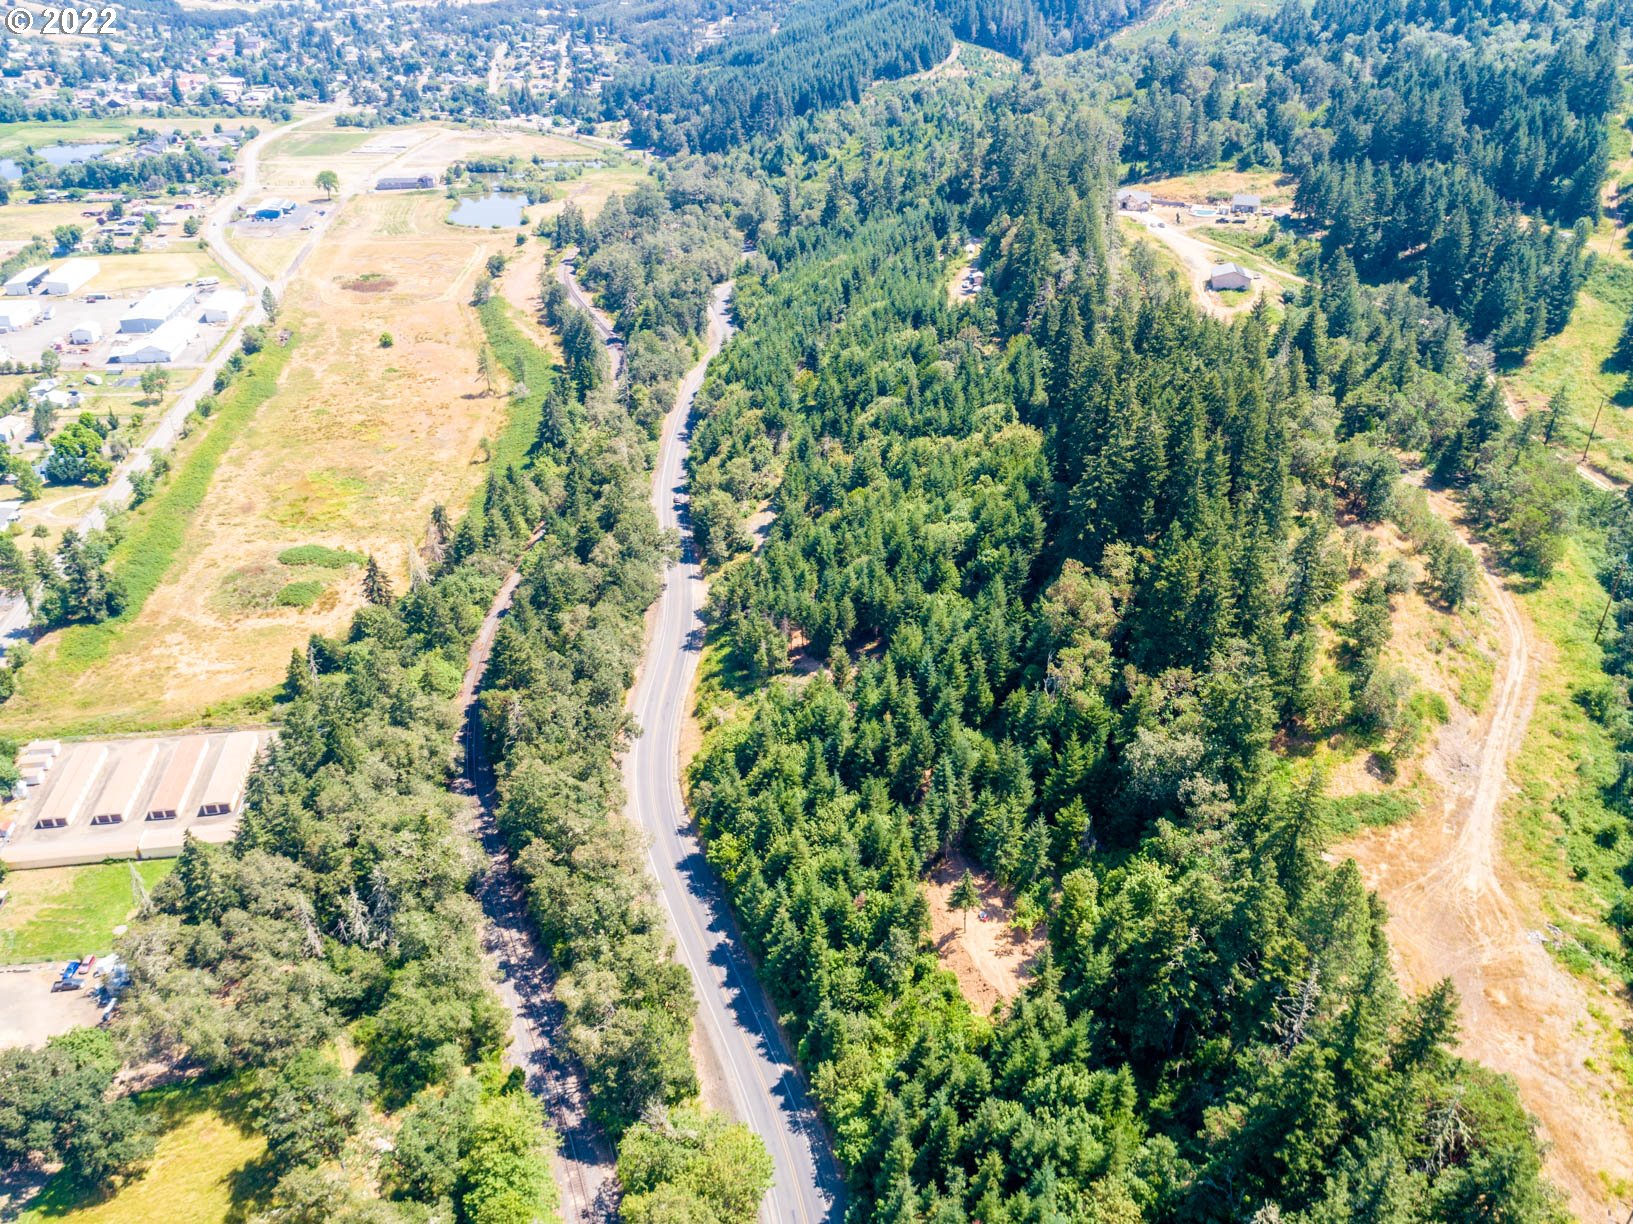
[456,535,618,1223]
[622,281,846,1222]
[554,250,624,380]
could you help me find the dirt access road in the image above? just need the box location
[1124,211,1282,319]
[455,528,616,1222]
[1154,252,1632,1213]
[1339,485,1633,1218]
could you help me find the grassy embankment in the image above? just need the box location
[0,341,296,736]
[0,860,172,964]
[475,295,551,479]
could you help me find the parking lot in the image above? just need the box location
[1,730,272,869]
[0,287,232,369]
[0,961,110,1048]
[229,200,324,238]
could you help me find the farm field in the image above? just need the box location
[80,250,231,295]
[0,199,109,243]
[0,860,173,964]
[0,190,548,735]
[251,120,605,199]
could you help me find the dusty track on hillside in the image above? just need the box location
[456,532,617,1222]
[1339,487,1633,1219]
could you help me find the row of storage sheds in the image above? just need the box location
[25,731,262,830]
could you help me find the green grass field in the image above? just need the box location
[263,127,377,161]
[0,860,172,964]
[19,1079,266,1224]
[476,297,553,478]
[1504,534,1629,975]
[0,117,219,159]
[1506,257,1633,480]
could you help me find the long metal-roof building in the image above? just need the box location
[197,732,260,818]
[32,745,107,830]
[120,286,194,333]
[3,265,47,296]
[42,259,99,296]
[145,737,206,822]
[88,745,157,826]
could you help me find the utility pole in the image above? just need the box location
[1582,394,1609,463]
[1594,553,1628,644]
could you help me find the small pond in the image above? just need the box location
[0,142,117,181]
[41,142,116,166]
[448,192,526,228]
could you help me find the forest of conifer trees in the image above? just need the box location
[2,0,1629,1219]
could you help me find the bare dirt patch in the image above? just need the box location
[1334,487,1633,1220]
[343,273,398,294]
[924,852,1042,1014]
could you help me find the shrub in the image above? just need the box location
[276,580,325,607]
[277,545,364,569]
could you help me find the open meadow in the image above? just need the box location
[0,860,172,965]
[0,155,641,736]
[16,1080,266,1224]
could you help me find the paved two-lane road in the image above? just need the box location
[622,282,845,1223]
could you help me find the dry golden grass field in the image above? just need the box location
[0,191,538,734]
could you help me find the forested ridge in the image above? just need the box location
[1118,0,1624,363]
[677,62,1571,1221]
[0,299,769,1222]
[602,0,1174,153]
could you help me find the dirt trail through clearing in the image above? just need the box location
[1339,485,1633,1219]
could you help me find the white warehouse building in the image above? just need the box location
[198,288,246,324]
[1207,262,1252,292]
[120,286,194,333]
[68,321,102,345]
[0,302,39,333]
[42,259,100,296]
[3,265,47,296]
[118,317,196,364]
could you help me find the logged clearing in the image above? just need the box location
[0,192,526,734]
[1319,511,1497,805]
[925,852,1042,1014]
[1336,488,1633,1220]
[1130,167,1297,207]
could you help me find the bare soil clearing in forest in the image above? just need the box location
[1337,487,1633,1220]
[925,852,1041,1014]
[0,191,519,735]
